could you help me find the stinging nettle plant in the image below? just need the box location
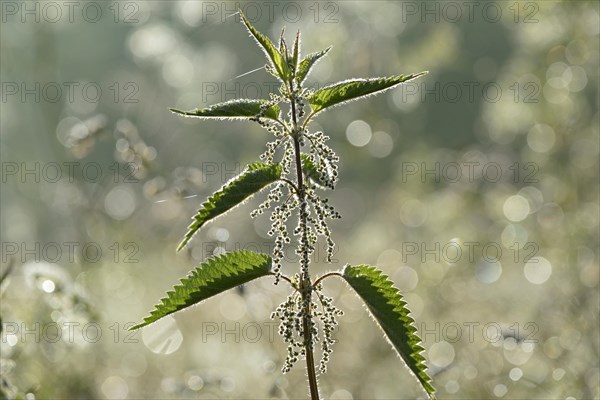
[132,12,434,400]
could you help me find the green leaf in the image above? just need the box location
[291,30,300,72]
[177,162,282,252]
[341,264,435,398]
[278,27,286,53]
[301,153,327,188]
[131,251,272,330]
[240,10,290,81]
[309,73,427,114]
[170,99,280,121]
[296,46,331,84]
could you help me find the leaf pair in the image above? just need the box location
[172,12,425,121]
[171,73,426,121]
[131,251,434,398]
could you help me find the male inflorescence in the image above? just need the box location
[249,85,343,374]
[271,284,343,374]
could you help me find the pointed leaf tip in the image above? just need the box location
[169,99,280,121]
[177,162,282,252]
[132,250,273,330]
[296,46,332,84]
[239,9,290,81]
[308,73,427,114]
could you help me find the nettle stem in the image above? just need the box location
[290,84,321,400]
[302,297,320,400]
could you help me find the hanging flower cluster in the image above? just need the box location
[249,86,344,373]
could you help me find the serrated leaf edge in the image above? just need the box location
[177,162,282,252]
[170,99,280,121]
[239,11,290,81]
[131,250,272,330]
[309,73,427,115]
[341,264,435,399]
[296,46,332,84]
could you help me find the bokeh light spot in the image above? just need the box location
[524,256,552,284]
[493,384,507,397]
[445,380,460,394]
[503,195,530,222]
[553,368,566,381]
[187,375,204,391]
[400,199,428,227]
[41,279,55,293]
[428,341,455,368]
[509,367,523,381]
[475,260,502,284]
[367,131,394,158]
[527,124,555,153]
[346,120,372,147]
[101,376,129,400]
[142,316,183,355]
[393,266,419,292]
[219,292,247,320]
[330,389,353,399]
[105,185,136,220]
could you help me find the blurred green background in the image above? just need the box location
[1,1,598,399]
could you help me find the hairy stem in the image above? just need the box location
[290,83,320,400]
[302,297,319,400]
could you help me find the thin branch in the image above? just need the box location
[270,272,300,292]
[273,117,290,133]
[280,178,299,195]
[312,271,342,287]
[301,110,317,131]
[314,289,327,313]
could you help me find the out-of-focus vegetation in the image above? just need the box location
[1,1,598,399]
